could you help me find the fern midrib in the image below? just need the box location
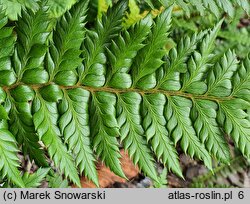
[2,82,235,103]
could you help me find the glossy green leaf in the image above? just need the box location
[14,1,51,81]
[106,15,153,88]
[33,94,81,187]
[90,91,125,178]
[0,0,249,188]
[0,129,24,187]
[142,93,183,177]
[0,104,8,119]
[8,86,47,167]
[158,32,204,91]
[81,0,128,86]
[23,168,50,188]
[117,92,159,182]
[218,99,250,158]
[131,7,172,89]
[206,50,238,97]
[192,99,231,163]
[165,96,212,170]
[47,0,88,84]
[182,21,222,94]
[59,88,99,186]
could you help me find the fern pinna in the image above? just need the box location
[0,0,250,187]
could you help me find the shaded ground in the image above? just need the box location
[77,149,250,188]
[108,153,250,188]
[104,154,250,188]
[20,148,250,188]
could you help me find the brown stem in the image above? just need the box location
[2,82,233,102]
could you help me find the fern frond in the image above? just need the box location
[47,0,88,85]
[234,0,250,14]
[165,96,213,170]
[1,0,250,188]
[0,129,24,187]
[209,0,234,18]
[81,0,128,87]
[33,86,80,187]
[8,86,47,166]
[1,6,47,167]
[157,32,205,91]
[206,50,238,97]
[17,0,39,9]
[232,55,250,102]
[0,6,16,86]
[0,104,8,120]
[90,91,125,179]
[59,88,98,186]
[192,99,231,163]
[196,0,249,17]
[22,168,50,188]
[14,1,51,83]
[131,7,172,89]
[205,52,250,159]
[218,99,250,158]
[0,0,22,20]
[117,92,159,182]
[142,0,249,17]
[142,93,183,177]
[106,15,153,89]
[181,20,222,94]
